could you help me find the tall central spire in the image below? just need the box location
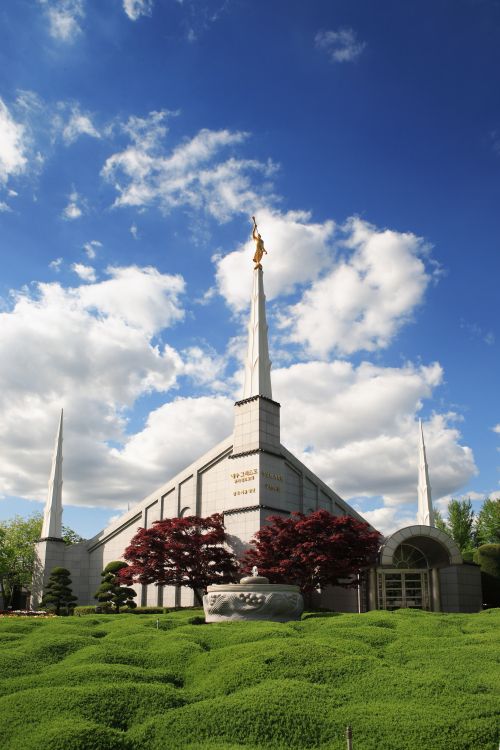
[242,266,273,399]
[232,219,280,458]
[41,409,64,540]
[417,419,434,526]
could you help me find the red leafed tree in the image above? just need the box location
[241,510,380,595]
[119,513,238,604]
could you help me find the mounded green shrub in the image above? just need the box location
[0,609,498,749]
[19,717,132,750]
[130,606,164,614]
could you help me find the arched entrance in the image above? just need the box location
[372,526,463,611]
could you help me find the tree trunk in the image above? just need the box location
[0,580,6,609]
[193,588,203,606]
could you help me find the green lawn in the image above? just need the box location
[0,608,498,750]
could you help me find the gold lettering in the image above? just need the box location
[261,471,283,481]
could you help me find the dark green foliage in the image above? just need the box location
[474,544,500,607]
[0,609,498,749]
[94,561,137,613]
[41,567,78,615]
[462,549,475,563]
[130,606,164,614]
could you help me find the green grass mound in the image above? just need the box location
[0,609,498,749]
[19,717,132,750]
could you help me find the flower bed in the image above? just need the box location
[0,609,55,617]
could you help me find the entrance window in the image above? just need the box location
[392,543,428,569]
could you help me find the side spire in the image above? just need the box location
[242,217,273,399]
[41,409,64,540]
[417,419,434,526]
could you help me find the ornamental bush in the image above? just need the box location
[40,567,78,615]
[94,561,137,613]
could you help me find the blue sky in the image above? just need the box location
[0,0,499,537]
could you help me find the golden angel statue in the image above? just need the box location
[252,216,267,268]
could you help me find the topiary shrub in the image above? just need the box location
[474,544,500,607]
[40,567,78,615]
[94,561,137,613]
[130,606,164,614]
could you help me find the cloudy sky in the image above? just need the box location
[0,0,499,537]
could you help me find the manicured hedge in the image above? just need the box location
[74,605,168,616]
[74,606,98,616]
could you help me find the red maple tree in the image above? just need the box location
[241,510,380,595]
[120,513,239,604]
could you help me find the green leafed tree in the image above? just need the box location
[433,499,475,553]
[94,561,137,613]
[40,567,78,615]
[0,513,83,609]
[433,509,447,534]
[475,498,500,546]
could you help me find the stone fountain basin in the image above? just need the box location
[203,582,304,623]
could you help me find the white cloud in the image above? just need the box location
[113,396,232,479]
[493,424,500,434]
[181,345,228,391]
[281,217,431,357]
[62,190,84,219]
[130,223,138,240]
[0,266,187,508]
[44,0,84,42]
[101,112,275,221]
[215,208,336,311]
[0,98,28,185]
[272,359,476,532]
[83,240,102,259]
[360,507,417,537]
[315,28,366,63]
[123,0,154,21]
[0,201,12,213]
[62,106,100,144]
[71,263,96,282]
[78,265,185,333]
[49,257,63,272]
[461,319,495,346]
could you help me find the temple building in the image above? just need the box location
[31,236,482,613]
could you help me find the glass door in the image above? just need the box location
[377,570,430,610]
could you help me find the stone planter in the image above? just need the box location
[203,573,304,623]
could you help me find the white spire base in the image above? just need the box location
[417,419,434,527]
[41,409,64,539]
[242,267,272,400]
